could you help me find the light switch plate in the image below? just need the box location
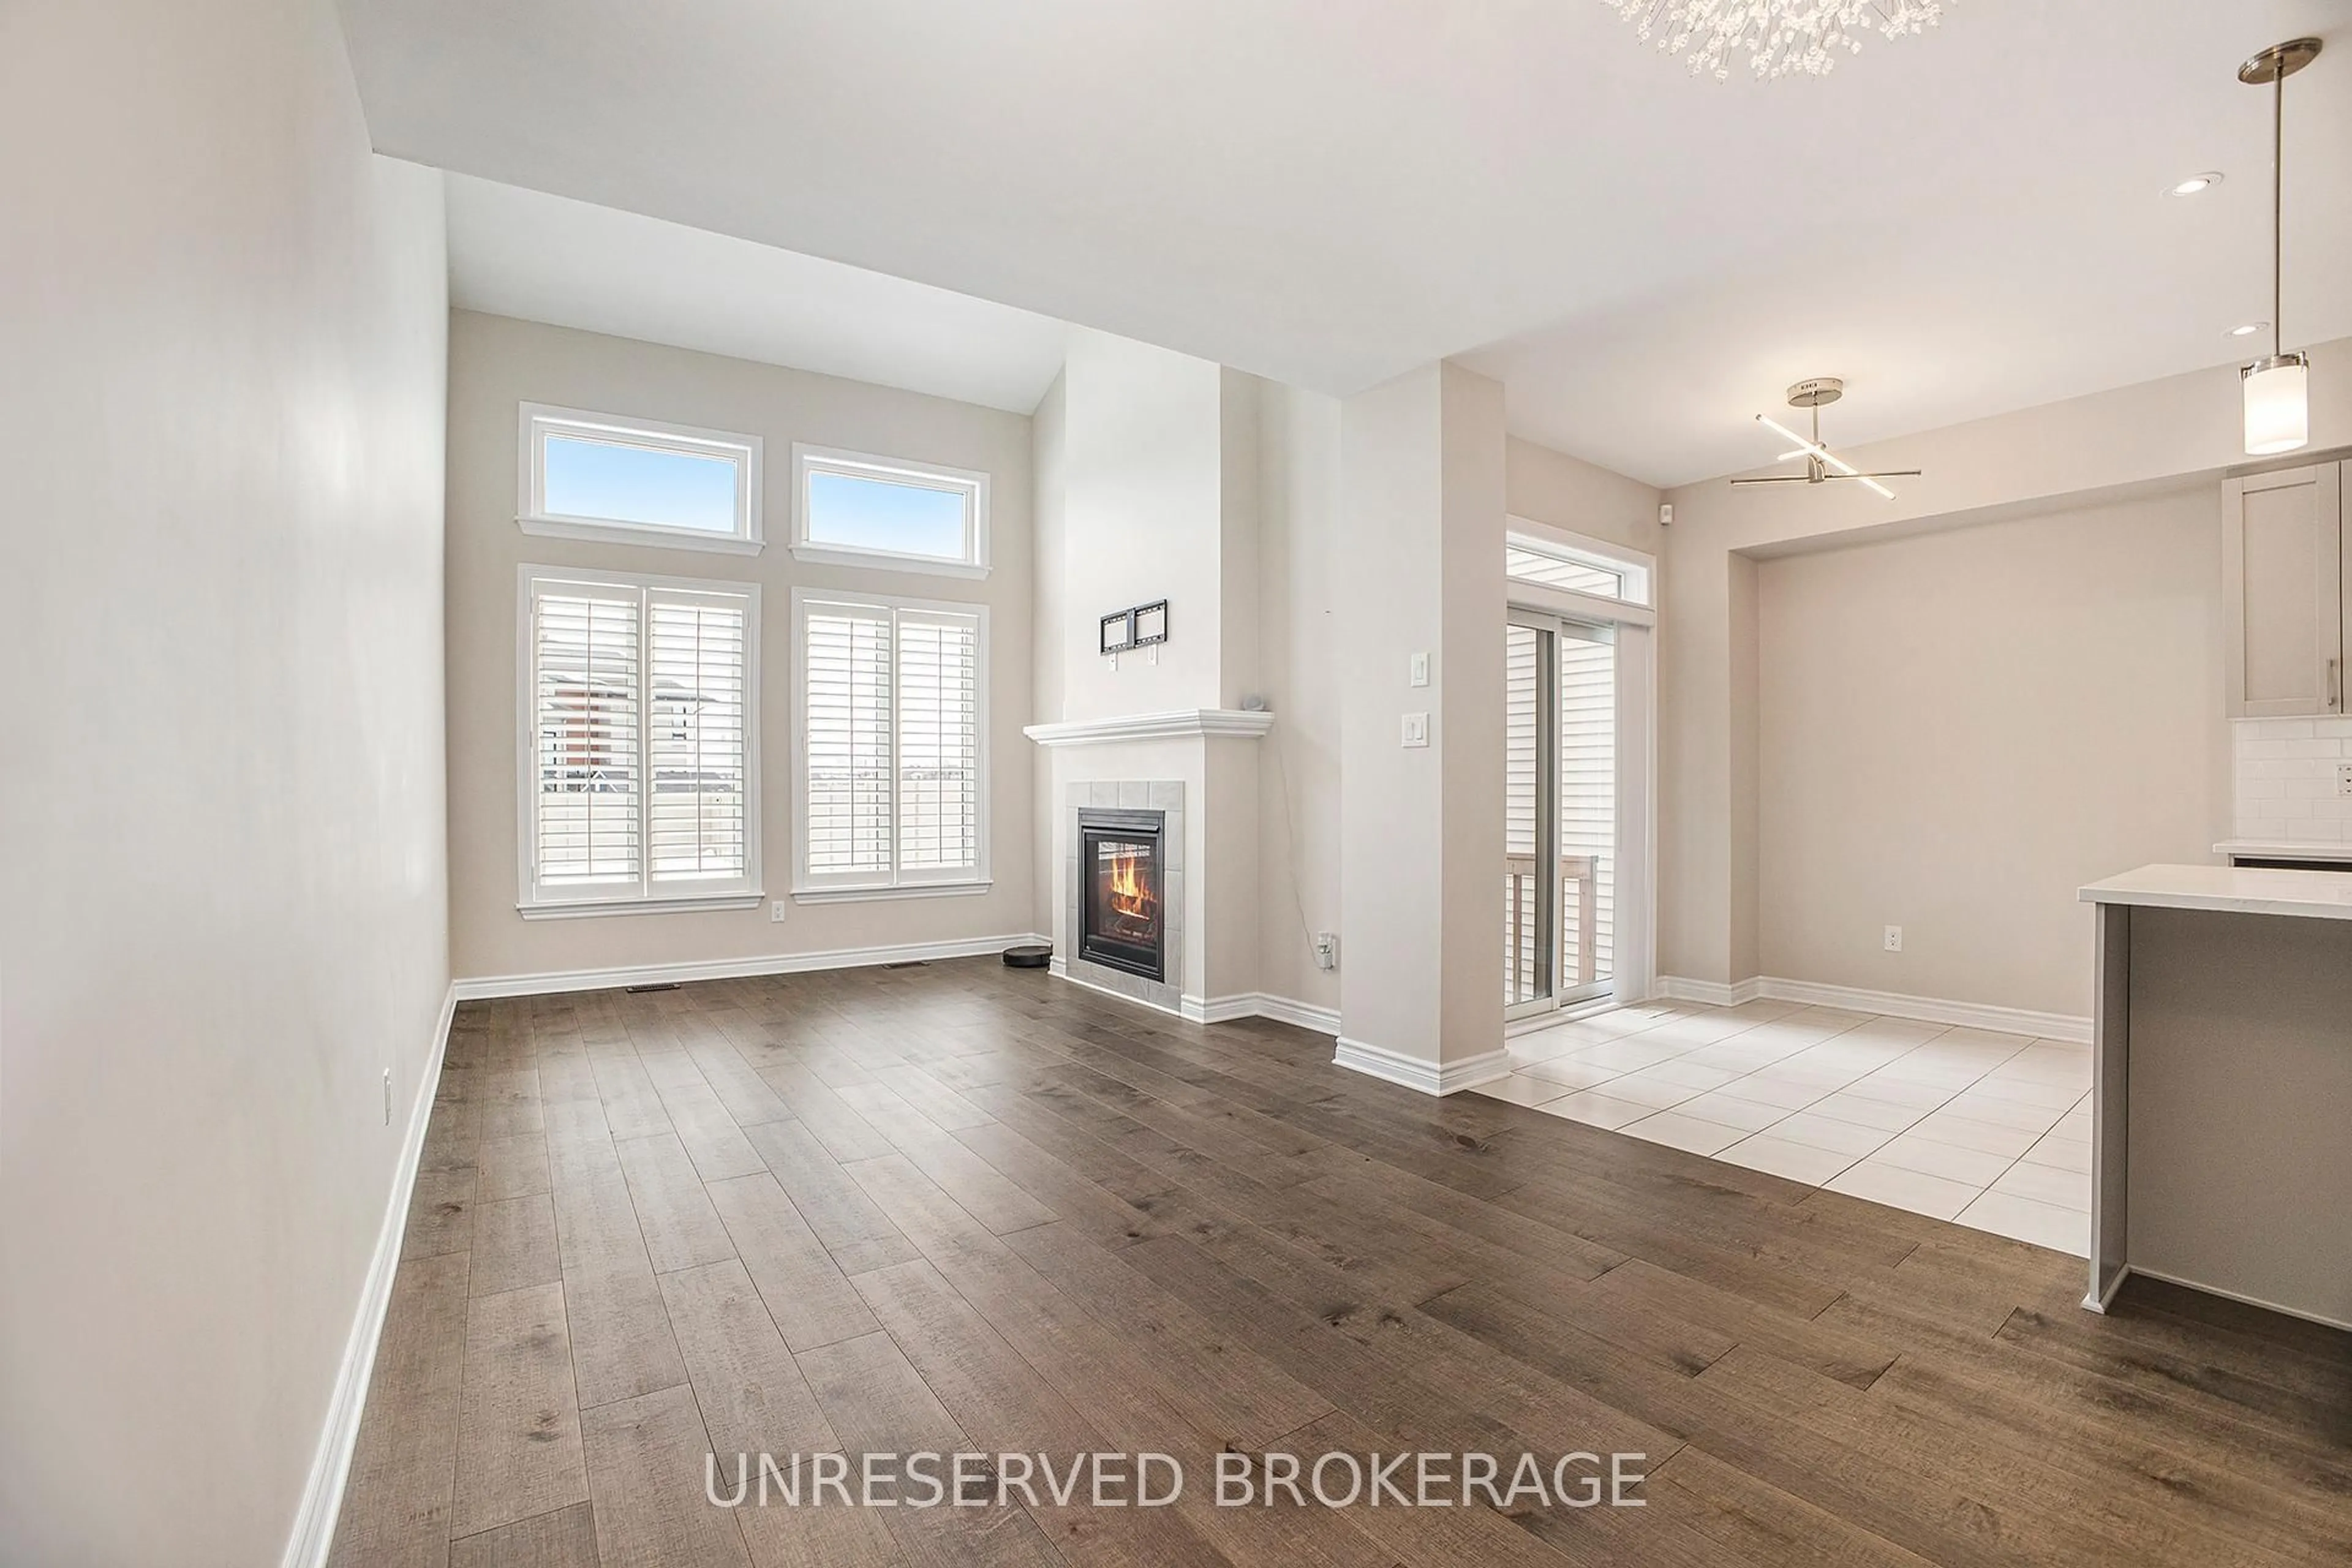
[1409,652,1430,687]
[2337,763,2352,797]
[1402,712,1430,747]
[1883,925,1903,952]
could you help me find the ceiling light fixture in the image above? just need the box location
[1601,0,1949,81]
[2239,37,2321,456]
[2168,172,2223,196]
[2230,322,2269,338]
[1732,379,1920,500]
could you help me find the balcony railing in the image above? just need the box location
[1504,852,1599,1003]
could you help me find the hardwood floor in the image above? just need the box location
[330,960,2352,1566]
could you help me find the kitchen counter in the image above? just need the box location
[2076,865,2352,1330]
[2079,862,2352,921]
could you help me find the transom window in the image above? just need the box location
[791,444,990,578]
[519,404,763,555]
[518,568,761,916]
[793,588,989,899]
[1506,529,1651,606]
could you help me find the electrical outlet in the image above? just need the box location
[1401,712,1430,748]
[2337,763,2352,797]
[1409,652,1430,687]
[771,900,790,922]
[1313,932,1338,971]
[1883,925,1903,953]
[382,1068,392,1126]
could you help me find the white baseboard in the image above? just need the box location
[451,933,1050,1001]
[279,981,457,1568]
[1187,991,1340,1033]
[1238,993,1343,1036]
[1332,1037,1513,1097]
[1185,993,1249,1025]
[2083,1264,2132,1315]
[1041,964,1340,1037]
[1654,974,1763,1008]
[1654,973,2090,1044]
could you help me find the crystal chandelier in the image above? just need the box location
[1603,1,1949,81]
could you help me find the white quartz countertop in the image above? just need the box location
[2213,839,2352,863]
[2080,863,2352,921]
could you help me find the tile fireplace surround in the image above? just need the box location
[1061,780,1186,1014]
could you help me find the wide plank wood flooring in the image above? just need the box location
[330,960,2352,1566]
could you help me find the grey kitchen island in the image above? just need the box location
[2078,864,2352,1329]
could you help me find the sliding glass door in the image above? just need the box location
[1504,609,1618,1019]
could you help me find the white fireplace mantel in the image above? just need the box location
[1022,708,1273,747]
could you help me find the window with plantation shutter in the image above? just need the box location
[802,601,894,880]
[794,589,988,897]
[519,568,761,914]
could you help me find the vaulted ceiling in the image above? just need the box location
[342,0,2352,484]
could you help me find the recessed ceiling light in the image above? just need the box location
[2169,172,2224,196]
[2230,322,2269,337]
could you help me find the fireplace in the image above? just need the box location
[1077,809,1166,982]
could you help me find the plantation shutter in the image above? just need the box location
[532,583,644,891]
[1558,631,1616,982]
[647,592,748,881]
[802,600,895,878]
[895,609,981,874]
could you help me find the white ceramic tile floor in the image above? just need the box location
[1477,999,2094,1256]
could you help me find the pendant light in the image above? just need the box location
[2239,38,2321,456]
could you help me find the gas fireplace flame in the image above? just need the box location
[1106,845,1155,922]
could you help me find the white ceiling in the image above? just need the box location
[342,0,2352,486]
[443,175,1070,415]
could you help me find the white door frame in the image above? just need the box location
[1503,524,1658,1024]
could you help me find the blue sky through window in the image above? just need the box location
[807,471,967,559]
[543,435,739,533]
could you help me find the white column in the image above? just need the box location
[1335,362,1509,1093]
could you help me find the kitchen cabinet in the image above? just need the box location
[2223,461,2346,717]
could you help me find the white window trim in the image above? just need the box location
[514,564,764,918]
[518,402,765,556]
[790,586,991,900]
[1507,519,1654,609]
[790,443,991,579]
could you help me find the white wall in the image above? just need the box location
[1030,369,1069,938]
[1756,488,2229,1017]
[1507,435,1664,558]
[1256,385,1346,1014]
[1658,343,2352,997]
[1337,362,1509,1077]
[444,311,1037,983]
[1054,330,1234,718]
[0,2,451,1561]
[1249,410,1656,1022]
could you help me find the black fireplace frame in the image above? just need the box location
[1077,807,1166,982]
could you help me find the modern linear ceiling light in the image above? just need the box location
[1731,379,1920,500]
[1602,0,1949,80]
[2239,37,2322,456]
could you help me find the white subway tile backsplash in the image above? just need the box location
[2234,718,2352,839]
